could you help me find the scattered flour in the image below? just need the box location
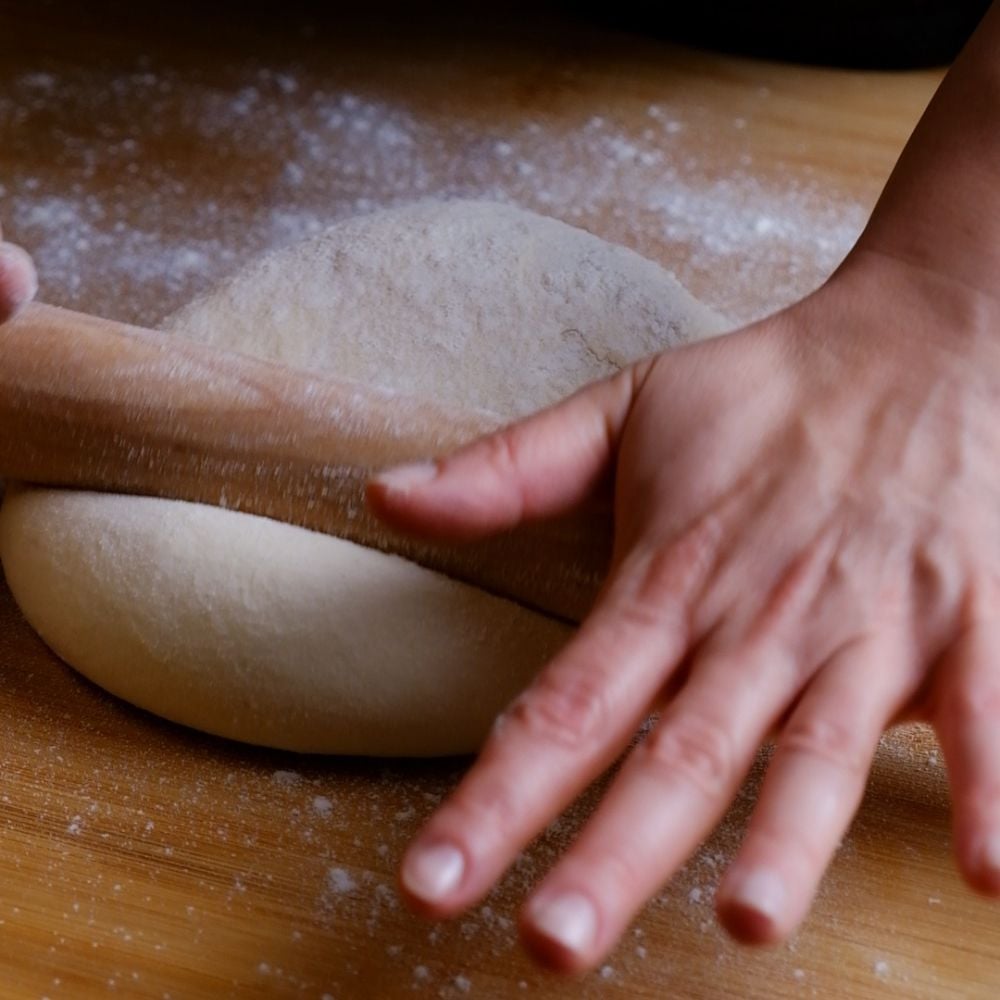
[312,795,334,818]
[1,61,867,330]
[325,867,357,895]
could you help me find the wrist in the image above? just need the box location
[795,246,1000,381]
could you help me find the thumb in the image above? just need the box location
[367,360,652,541]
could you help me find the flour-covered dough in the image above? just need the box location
[0,200,726,755]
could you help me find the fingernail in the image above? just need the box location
[530,891,598,955]
[375,461,438,493]
[728,868,787,923]
[401,842,465,902]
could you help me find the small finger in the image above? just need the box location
[0,242,38,323]
[717,632,914,943]
[368,361,653,540]
[518,631,800,972]
[933,621,1000,894]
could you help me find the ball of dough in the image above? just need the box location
[0,200,727,755]
[163,198,728,417]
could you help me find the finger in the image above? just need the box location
[932,621,1000,894]
[367,360,653,541]
[0,242,38,323]
[717,631,915,944]
[398,525,720,921]
[517,629,802,972]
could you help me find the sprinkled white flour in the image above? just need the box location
[325,867,357,896]
[1,62,867,329]
[312,795,334,818]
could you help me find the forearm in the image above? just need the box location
[855,2,1000,300]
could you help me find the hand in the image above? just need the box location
[369,250,1000,970]
[0,229,37,323]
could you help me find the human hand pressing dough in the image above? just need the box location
[373,2,1000,968]
[371,247,1000,968]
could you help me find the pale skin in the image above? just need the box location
[3,3,999,973]
[367,1,1000,973]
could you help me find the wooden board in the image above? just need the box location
[3,2,996,997]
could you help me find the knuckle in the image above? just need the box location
[627,546,685,628]
[475,427,533,518]
[626,519,721,623]
[502,668,610,752]
[483,426,525,480]
[780,714,865,776]
[640,712,735,800]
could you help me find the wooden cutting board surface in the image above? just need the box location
[3,3,997,997]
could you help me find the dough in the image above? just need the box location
[0,200,727,755]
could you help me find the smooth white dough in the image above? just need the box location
[0,200,727,755]
[0,487,570,755]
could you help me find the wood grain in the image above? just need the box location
[2,3,992,999]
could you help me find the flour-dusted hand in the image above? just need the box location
[369,1,1000,971]
[0,227,37,323]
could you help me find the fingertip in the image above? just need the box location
[519,928,591,975]
[367,451,524,541]
[716,867,792,946]
[398,839,468,918]
[365,463,464,540]
[520,890,603,974]
[372,460,440,495]
[0,243,38,322]
[366,476,487,542]
[366,461,440,523]
[716,895,787,946]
